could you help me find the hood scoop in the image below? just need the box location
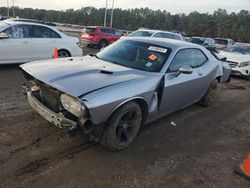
[100,69,113,74]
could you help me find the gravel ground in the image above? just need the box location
[0,49,250,187]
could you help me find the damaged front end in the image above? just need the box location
[23,78,89,132]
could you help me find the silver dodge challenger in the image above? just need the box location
[21,37,231,151]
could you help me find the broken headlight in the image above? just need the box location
[60,94,84,117]
[239,61,250,67]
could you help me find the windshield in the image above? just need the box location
[191,38,205,45]
[215,39,228,45]
[224,45,250,54]
[0,22,9,31]
[128,30,154,37]
[96,40,171,72]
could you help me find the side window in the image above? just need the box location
[153,33,163,38]
[114,30,122,36]
[100,28,106,33]
[173,34,181,40]
[168,49,208,72]
[32,26,61,38]
[3,25,32,39]
[106,29,115,34]
[162,33,174,39]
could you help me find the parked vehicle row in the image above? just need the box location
[127,28,186,41]
[0,19,82,64]
[80,27,187,49]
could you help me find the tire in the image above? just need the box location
[100,101,142,151]
[200,79,218,107]
[99,40,108,48]
[58,49,71,58]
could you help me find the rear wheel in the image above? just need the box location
[100,101,142,151]
[200,79,218,107]
[99,40,108,48]
[58,49,71,58]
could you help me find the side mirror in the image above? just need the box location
[0,32,9,39]
[174,65,193,77]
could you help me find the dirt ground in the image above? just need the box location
[1,49,250,187]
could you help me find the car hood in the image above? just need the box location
[219,51,250,63]
[20,56,154,97]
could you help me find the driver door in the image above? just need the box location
[159,48,208,115]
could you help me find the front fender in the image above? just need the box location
[82,76,163,125]
[218,60,231,82]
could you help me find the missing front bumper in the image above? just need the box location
[27,91,78,130]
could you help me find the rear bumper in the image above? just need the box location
[80,39,98,46]
[27,91,78,130]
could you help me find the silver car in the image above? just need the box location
[21,37,231,151]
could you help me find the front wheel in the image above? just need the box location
[100,101,142,151]
[200,79,218,107]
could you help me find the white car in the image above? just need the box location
[190,37,215,51]
[128,29,186,41]
[0,20,82,64]
[219,43,250,78]
[214,38,234,51]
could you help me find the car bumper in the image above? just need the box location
[81,40,98,46]
[231,67,250,77]
[27,91,78,130]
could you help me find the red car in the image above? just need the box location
[81,26,123,48]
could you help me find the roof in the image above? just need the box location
[138,28,161,33]
[2,19,53,27]
[123,37,200,49]
[153,30,181,35]
[136,29,183,37]
[214,38,233,41]
[192,36,205,39]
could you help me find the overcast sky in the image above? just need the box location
[1,0,249,14]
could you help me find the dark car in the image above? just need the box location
[80,26,123,48]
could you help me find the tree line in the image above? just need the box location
[0,6,250,42]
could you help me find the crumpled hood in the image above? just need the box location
[20,56,152,97]
[219,51,250,63]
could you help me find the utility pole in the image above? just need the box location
[12,0,15,18]
[110,0,114,28]
[104,0,108,27]
[7,0,9,18]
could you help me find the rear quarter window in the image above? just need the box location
[32,25,61,38]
